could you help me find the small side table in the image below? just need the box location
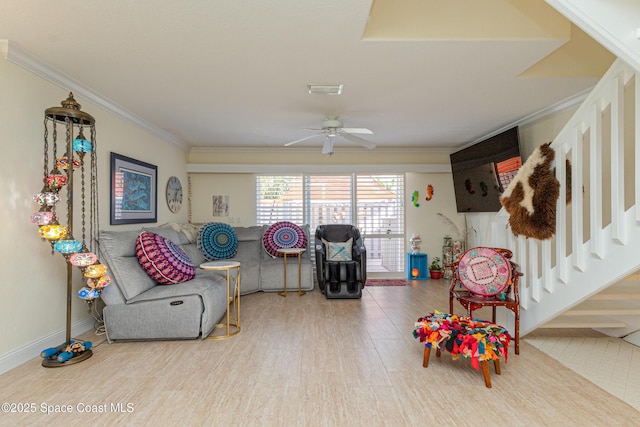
[406,253,428,280]
[200,260,241,339]
[277,248,306,297]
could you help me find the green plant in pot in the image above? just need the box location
[429,257,444,279]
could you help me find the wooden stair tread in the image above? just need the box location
[591,284,640,300]
[563,308,640,315]
[541,316,627,329]
[565,299,640,316]
[591,293,640,300]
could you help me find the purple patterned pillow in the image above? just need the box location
[135,231,195,284]
[263,221,307,257]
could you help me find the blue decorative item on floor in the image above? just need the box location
[40,340,93,363]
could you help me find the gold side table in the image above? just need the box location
[200,260,241,339]
[277,248,306,297]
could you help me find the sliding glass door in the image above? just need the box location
[256,174,405,275]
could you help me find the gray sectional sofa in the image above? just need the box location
[99,224,313,342]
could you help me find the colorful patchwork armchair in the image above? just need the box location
[448,247,523,354]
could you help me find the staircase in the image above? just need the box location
[541,273,640,335]
[490,0,640,339]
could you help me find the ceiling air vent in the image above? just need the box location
[308,84,343,95]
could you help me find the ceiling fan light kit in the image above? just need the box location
[322,139,334,155]
[307,84,343,95]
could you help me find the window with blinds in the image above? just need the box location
[256,174,405,275]
[306,175,353,228]
[256,175,304,224]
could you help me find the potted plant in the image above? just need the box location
[429,257,444,280]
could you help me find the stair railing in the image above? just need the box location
[492,58,640,335]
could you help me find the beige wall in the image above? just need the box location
[0,56,188,358]
[406,172,464,264]
[189,173,256,225]
[519,106,578,156]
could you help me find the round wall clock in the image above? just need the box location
[166,176,183,213]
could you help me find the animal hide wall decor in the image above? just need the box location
[500,142,571,240]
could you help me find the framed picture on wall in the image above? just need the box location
[110,152,157,225]
[212,195,229,217]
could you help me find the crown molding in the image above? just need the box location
[467,86,592,146]
[187,163,451,174]
[1,40,187,150]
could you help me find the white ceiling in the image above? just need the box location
[0,0,613,151]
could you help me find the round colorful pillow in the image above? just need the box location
[262,221,307,258]
[136,231,196,284]
[197,222,238,260]
[458,247,511,296]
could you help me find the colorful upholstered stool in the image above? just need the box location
[413,311,512,388]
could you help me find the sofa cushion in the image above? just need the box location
[161,222,203,244]
[181,243,207,267]
[135,231,196,285]
[197,222,238,260]
[262,221,307,257]
[100,229,157,300]
[235,225,263,242]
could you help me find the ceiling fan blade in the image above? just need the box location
[321,139,333,155]
[340,132,376,149]
[342,127,373,135]
[284,133,322,146]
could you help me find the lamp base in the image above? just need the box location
[41,349,93,368]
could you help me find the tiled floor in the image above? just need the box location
[525,329,640,411]
[1,281,638,425]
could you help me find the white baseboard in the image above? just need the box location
[0,317,96,375]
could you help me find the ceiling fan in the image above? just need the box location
[284,116,375,155]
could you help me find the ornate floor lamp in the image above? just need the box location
[32,93,110,367]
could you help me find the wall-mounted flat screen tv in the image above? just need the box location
[449,126,522,213]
